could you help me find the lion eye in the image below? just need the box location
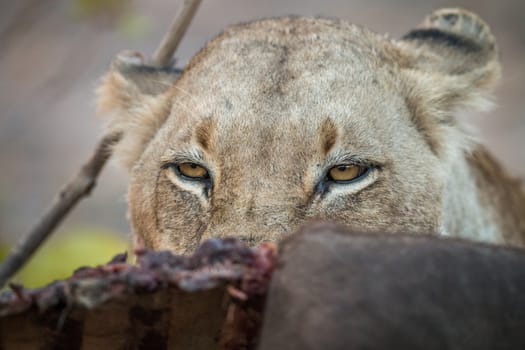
[328,164,368,182]
[177,163,209,179]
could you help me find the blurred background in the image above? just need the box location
[0,0,524,287]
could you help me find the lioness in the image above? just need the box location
[98,8,525,253]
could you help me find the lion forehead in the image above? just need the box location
[168,17,408,135]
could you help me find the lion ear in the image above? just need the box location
[97,51,179,170]
[402,9,499,74]
[396,8,501,156]
[399,8,501,112]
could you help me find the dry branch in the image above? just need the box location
[151,0,202,66]
[0,132,122,288]
[0,0,203,288]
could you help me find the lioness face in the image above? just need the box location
[99,12,501,253]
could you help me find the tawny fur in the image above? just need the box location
[97,8,525,253]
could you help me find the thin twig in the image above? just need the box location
[152,0,202,66]
[0,0,202,288]
[0,133,122,288]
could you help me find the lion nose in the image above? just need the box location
[236,234,266,246]
[200,225,284,247]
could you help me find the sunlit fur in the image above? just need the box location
[97,8,525,253]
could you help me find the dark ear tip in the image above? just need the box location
[111,50,146,72]
[414,8,495,52]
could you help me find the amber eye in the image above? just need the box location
[176,163,209,180]
[327,164,368,182]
